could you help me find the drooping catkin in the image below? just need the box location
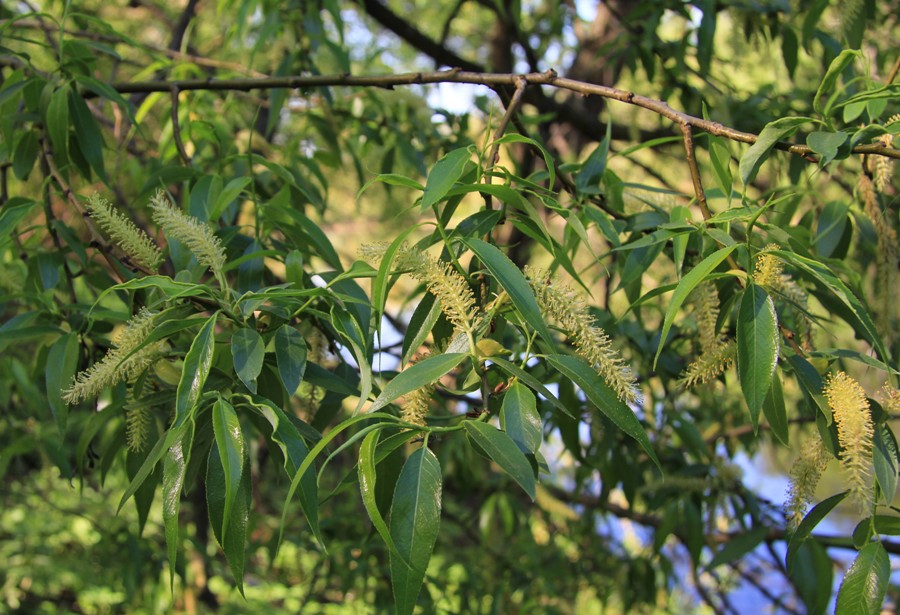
[85,194,162,272]
[859,172,898,345]
[149,190,227,280]
[680,283,735,388]
[62,308,164,405]
[785,434,831,529]
[824,372,874,515]
[525,267,640,406]
[753,246,812,349]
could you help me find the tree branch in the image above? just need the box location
[99,70,900,160]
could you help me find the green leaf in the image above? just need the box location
[706,526,769,570]
[463,238,555,349]
[117,422,189,513]
[175,312,218,428]
[873,426,898,505]
[370,353,467,412]
[772,250,888,363]
[545,354,661,471]
[358,430,406,566]
[807,131,848,165]
[68,90,106,182]
[207,444,251,593]
[489,357,573,418]
[737,285,779,432]
[463,420,536,500]
[162,423,194,590]
[815,200,850,258]
[0,198,38,248]
[231,326,264,393]
[740,117,811,185]
[46,86,70,159]
[500,383,542,455]
[814,49,862,116]
[653,244,738,368]
[762,369,789,446]
[390,446,442,615]
[422,147,471,209]
[787,491,848,571]
[12,130,38,180]
[401,293,442,366]
[835,541,889,615]
[45,333,79,436]
[575,124,611,195]
[274,325,307,396]
[212,398,245,536]
[245,395,322,545]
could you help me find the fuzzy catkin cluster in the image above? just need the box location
[785,435,831,528]
[62,308,164,405]
[825,372,874,515]
[680,283,735,388]
[525,267,640,406]
[86,194,163,272]
[753,246,812,349]
[149,191,227,279]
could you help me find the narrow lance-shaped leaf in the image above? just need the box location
[370,353,467,412]
[231,326,264,394]
[463,420,536,500]
[654,244,738,368]
[274,325,307,395]
[500,382,542,455]
[546,354,661,471]
[207,444,251,594]
[46,333,79,436]
[212,397,245,536]
[162,422,195,590]
[421,147,471,209]
[175,312,218,428]
[835,541,889,615]
[737,285,779,432]
[390,446,442,615]
[358,430,409,567]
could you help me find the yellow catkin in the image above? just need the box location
[525,267,640,406]
[85,194,162,272]
[680,283,735,388]
[62,309,164,405]
[149,191,227,279]
[785,435,831,528]
[824,372,874,515]
[753,246,813,349]
[125,396,152,452]
[859,172,899,344]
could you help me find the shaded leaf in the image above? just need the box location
[274,325,307,395]
[232,327,264,393]
[463,420,536,499]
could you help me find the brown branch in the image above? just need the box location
[487,76,527,170]
[681,123,712,221]
[98,71,900,160]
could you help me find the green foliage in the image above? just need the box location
[0,0,898,613]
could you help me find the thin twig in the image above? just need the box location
[681,123,712,221]
[170,86,191,165]
[97,70,900,160]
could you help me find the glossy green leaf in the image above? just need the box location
[835,541,889,615]
[245,394,322,545]
[208,444,251,593]
[772,250,887,363]
[118,422,189,513]
[873,426,898,505]
[463,238,555,349]
[737,285,778,432]
[162,423,194,590]
[45,333,79,436]
[274,325,307,396]
[12,130,38,180]
[421,147,471,209]
[212,398,245,536]
[814,49,862,116]
[762,369,789,446]
[232,327,264,393]
[69,90,107,182]
[370,353,467,412]
[390,446,442,615]
[463,420,536,500]
[46,86,70,159]
[654,244,738,368]
[175,312,218,428]
[401,293,441,366]
[787,491,848,571]
[740,117,811,185]
[500,383,541,455]
[359,430,406,565]
[546,354,661,471]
